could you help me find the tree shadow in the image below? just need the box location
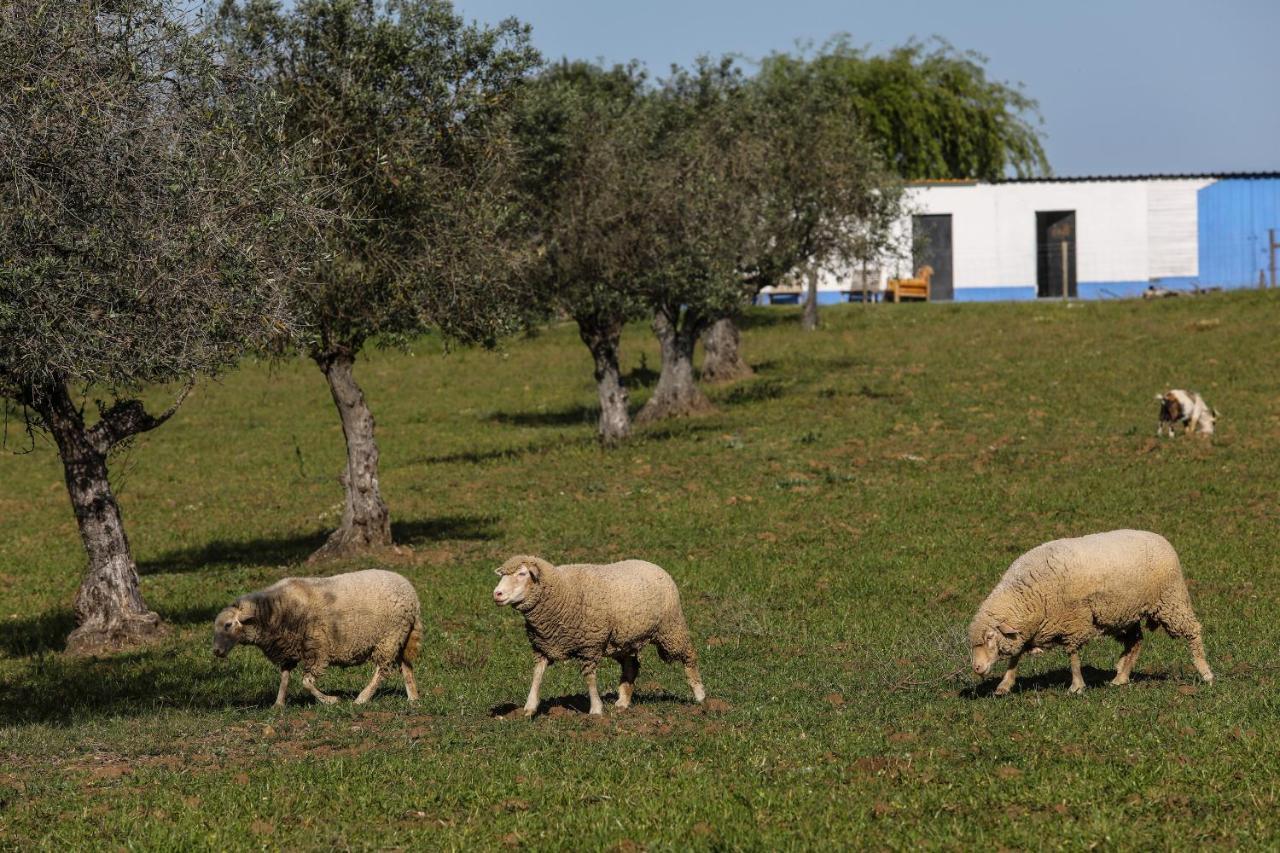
[137,514,498,576]
[737,310,796,330]
[486,404,598,428]
[391,515,499,546]
[0,603,224,658]
[408,441,547,465]
[623,360,660,389]
[960,665,1169,698]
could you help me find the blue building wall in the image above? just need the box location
[1198,179,1280,288]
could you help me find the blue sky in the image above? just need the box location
[453,0,1279,177]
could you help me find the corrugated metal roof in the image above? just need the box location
[909,172,1280,187]
[995,172,1280,184]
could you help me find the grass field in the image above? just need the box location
[1,291,1278,849]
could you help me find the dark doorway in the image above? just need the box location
[912,214,953,301]
[1036,211,1077,298]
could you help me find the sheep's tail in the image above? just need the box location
[401,615,422,664]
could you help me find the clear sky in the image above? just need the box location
[452,0,1279,177]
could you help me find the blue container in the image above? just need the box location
[1197,178,1280,288]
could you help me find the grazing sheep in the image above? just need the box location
[1157,389,1217,436]
[213,569,421,706]
[492,555,706,716]
[969,530,1213,696]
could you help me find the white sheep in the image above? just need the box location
[492,555,706,716]
[213,569,421,706]
[969,529,1213,695]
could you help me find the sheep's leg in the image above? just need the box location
[1187,634,1214,683]
[354,667,384,704]
[400,660,419,702]
[581,661,603,715]
[523,656,548,717]
[274,668,292,707]
[994,653,1022,696]
[301,673,339,705]
[1067,650,1085,694]
[684,662,706,704]
[616,655,640,709]
[1111,627,1143,686]
[1156,610,1215,683]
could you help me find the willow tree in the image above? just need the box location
[818,36,1049,181]
[0,0,318,652]
[633,59,764,423]
[216,0,538,559]
[513,61,651,444]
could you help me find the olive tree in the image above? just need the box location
[632,59,764,424]
[513,61,652,444]
[0,0,319,652]
[215,0,539,559]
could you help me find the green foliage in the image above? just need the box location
[0,0,316,404]
[512,60,652,335]
[213,0,541,355]
[814,36,1049,180]
[746,52,907,290]
[1,291,1278,846]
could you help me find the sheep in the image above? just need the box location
[492,555,706,716]
[213,569,421,707]
[968,529,1213,696]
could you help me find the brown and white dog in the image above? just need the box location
[1157,389,1217,436]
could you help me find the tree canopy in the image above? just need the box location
[0,0,321,651]
[813,37,1049,181]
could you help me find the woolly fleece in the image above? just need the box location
[969,529,1212,693]
[215,569,421,704]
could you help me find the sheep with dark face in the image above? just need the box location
[213,569,421,706]
[492,555,705,716]
[969,530,1213,695]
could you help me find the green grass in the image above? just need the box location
[2,292,1279,849]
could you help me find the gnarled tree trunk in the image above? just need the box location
[635,309,712,424]
[38,381,167,654]
[311,350,392,561]
[700,316,753,383]
[579,322,631,444]
[801,265,820,331]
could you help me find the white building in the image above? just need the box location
[761,173,1278,303]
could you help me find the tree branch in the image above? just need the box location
[88,377,195,454]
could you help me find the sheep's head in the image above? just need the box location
[212,602,254,658]
[968,620,1024,677]
[493,555,548,608]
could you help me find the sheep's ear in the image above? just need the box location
[238,612,256,624]
[524,561,541,581]
[996,623,1020,640]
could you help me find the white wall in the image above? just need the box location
[764,177,1209,299]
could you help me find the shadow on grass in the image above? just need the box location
[138,514,497,575]
[486,404,598,428]
[488,689,699,718]
[960,665,1169,698]
[0,603,223,659]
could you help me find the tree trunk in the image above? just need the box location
[579,322,631,445]
[311,350,392,561]
[635,310,712,424]
[700,316,753,383]
[39,382,166,654]
[801,266,820,331]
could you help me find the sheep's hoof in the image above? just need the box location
[1109,676,1130,687]
[522,707,536,718]
[614,700,631,710]
[1068,683,1085,695]
[993,686,1011,697]
[316,694,339,705]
